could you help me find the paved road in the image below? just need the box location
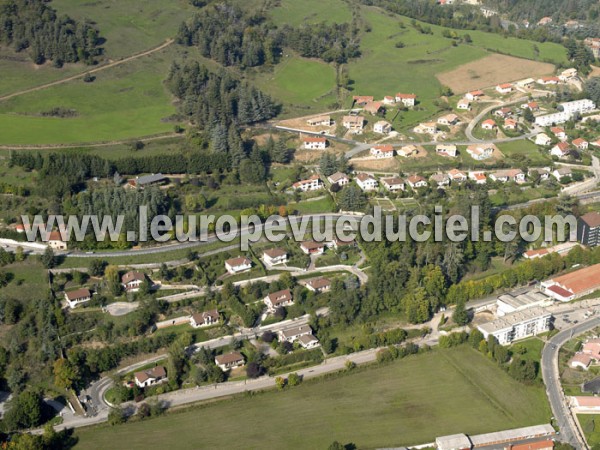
[541,317,600,449]
[76,312,321,425]
[59,214,364,259]
[464,95,545,143]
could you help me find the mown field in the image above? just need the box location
[74,346,551,450]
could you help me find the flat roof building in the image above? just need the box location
[497,290,551,316]
[477,307,552,345]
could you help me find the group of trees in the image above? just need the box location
[166,61,277,165]
[177,4,360,67]
[0,0,101,65]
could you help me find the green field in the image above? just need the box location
[0,1,568,145]
[0,46,179,145]
[270,0,353,26]
[52,0,194,58]
[74,346,550,449]
[251,57,338,110]
[496,139,552,165]
[579,415,600,447]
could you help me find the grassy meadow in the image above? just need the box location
[73,346,551,449]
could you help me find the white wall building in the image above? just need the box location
[477,307,552,345]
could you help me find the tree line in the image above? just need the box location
[176,3,360,67]
[0,0,101,65]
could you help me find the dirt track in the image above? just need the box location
[0,39,174,103]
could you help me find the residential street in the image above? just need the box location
[541,316,600,450]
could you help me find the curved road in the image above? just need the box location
[542,317,600,449]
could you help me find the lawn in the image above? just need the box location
[74,346,551,450]
[0,46,180,145]
[579,415,600,447]
[496,140,551,166]
[270,0,353,27]
[0,259,49,302]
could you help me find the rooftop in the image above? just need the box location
[478,306,551,334]
[548,263,600,295]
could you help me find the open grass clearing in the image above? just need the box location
[270,0,353,27]
[0,46,180,145]
[74,346,551,450]
[52,0,194,58]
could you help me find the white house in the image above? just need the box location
[373,120,392,134]
[190,309,220,328]
[298,334,320,349]
[551,142,571,158]
[355,173,378,191]
[300,241,325,255]
[381,177,405,191]
[407,175,427,189]
[264,289,294,312]
[134,366,167,388]
[370,145,394,159]
[490,169,525,183]
[504,118,518,130]
[293,175,323,192]
[495,83,513,94]
[225,256,252,274]
[395,93,416,107]
[560,68,578,81]
[437,114,459,126]
[430,173,450,188]
[465,90,484,101]
[550,127,567,140]
[535,133,552,146]
[278,324,313,343]
[414,122,437,134]
[303,136,327,150]
[477,307,552,345]
[481,119,497,130]
[65,288,92,309]
[457,98,471,110]
[537,76,560,85]
[47,231,67,251]
[466,144,494,160]
[469,171,487,184]
[305,277,332,293]
[553,167,572,181]
[215,352,245,371]
[121,271,145,292]
[572,138,589,150]
[397,145,417,157]
[262,248,288,266]
[327,172,350,186]
[436,144,457,157]
[306,115,331,126]
[447,169,467,183]
[382,96,396,105]
[342,115,365,133]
